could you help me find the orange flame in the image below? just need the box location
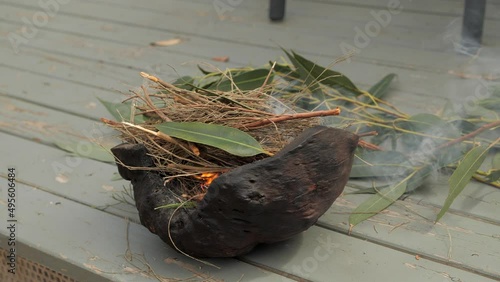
[195,172,220,188]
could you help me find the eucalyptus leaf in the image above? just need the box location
[402,113,447,132]
[365,73,396,103]
[155,122,270,157]
[197,65,214,75]
[493,152,500,169]
[440,100,461,119]
[485,169,500,182]
[399,113,459,149]
[282,49,323,94]
[367,125,397,146]
[436,145,489,221]
[271,61,301,80]
[435,144,468,168]
[405,164,433,192]
[97,98,145,123]
[55,141,115,163]
[349,178,407,227]
[464,105,499,120]
[477,98,500,111]
[172,76,195,90]
[449,119,479,134]
[208,69,272,92]
[196,74,223,89]
[492,86,500,97]
[291,51,360,93]
[344,187,377,195]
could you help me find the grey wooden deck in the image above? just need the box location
[1,0,500,281]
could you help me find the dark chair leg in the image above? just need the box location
[461,0,486,53]
[270,0,286,21]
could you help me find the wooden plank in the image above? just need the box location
[0,182,294,281]
[405,179,500,225]
[0,32,456,122]
[0,63,132,121]
[0,19,471,117]
[296,0,500,20]
[0,41,452,119]
[1,99,500,279]
[2,2,498,110]
[0,95,117,145]
[72,0,500,39]
[1,133,495,281]
[317,186,500,280]
[244,225,498,282]
[0,23,222,78]
[4,0,500,74]
[0,47,145,93]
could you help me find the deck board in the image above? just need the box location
[0,13,479,117]
[1,0,499,281]
[322,188,500,279]
[2,1,498,107]
[1,98,500,280]
[1,131,497,281]
[297,0,500,20]
[0,181,294,282]
[4,0,499,73]
[244,226,498,282]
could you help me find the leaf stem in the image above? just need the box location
[358,140,383,151]
[241,107,341,128]
[436,120,500,150]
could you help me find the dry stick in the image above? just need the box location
[101,118,176,143]
[141,72,171,88]
[357,131,378,138]
[101,118,194,155]
[448,70,500,81]
[145,135,212,168]
[141,72,206,104]
[356,131,382,150]
[242,108,341,128]
[258,61,276,94]
[167,163,230,173]
[358,140,383,151]
[436,120,500,150]
[141,85,171,122]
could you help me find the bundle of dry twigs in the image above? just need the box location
[102,72,341,198]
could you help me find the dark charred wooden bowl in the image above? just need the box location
[111,126,358,257]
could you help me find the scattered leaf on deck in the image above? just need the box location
[212,56,230,62]
[55,174,69,183]
[150,38,183,47]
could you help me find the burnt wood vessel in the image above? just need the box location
[111,126,359,257]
